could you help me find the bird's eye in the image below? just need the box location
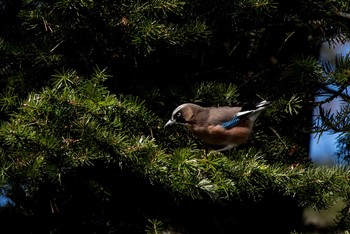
[176,112,182,118]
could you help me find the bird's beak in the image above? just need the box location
[164,119,176,128]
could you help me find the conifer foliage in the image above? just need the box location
[1,0,350,233]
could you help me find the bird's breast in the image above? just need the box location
[188,121,252,146]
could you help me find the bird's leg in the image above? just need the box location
[214,144,236,152]
[201,149,207,158]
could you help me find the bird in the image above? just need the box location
[164,100,272,152]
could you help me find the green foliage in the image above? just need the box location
[0,68,158,198]
[0,68,349,233]
[124,0,210,54]
[283,55,326,93]
[312,51,350,163]
[145,219,164,234]
[324,52,350,86]
[1,0,350,233]
[192,82,239,106]
[0,88,19,113]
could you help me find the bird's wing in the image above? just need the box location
[221,110,253,129]
[205,106,241,127]
[220,101,271,129]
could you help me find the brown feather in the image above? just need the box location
[166,101,270,150]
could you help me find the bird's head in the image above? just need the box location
[164,103,200,127]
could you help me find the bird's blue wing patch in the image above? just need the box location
[221,116,240,129]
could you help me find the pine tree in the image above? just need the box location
[1,0,350,233]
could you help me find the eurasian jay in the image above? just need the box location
[164,100,271,151]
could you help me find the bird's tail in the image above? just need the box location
[256,100,272,108]
[222,100,272,129]
[240,100,272,112]
[244,100,271,122]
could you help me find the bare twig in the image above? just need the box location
[332,5,350,19]
[315,85,350,106]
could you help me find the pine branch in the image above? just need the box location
[133,146,350,210]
